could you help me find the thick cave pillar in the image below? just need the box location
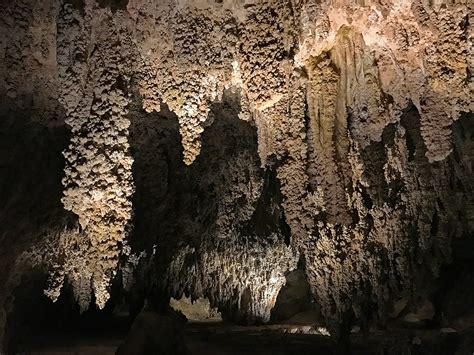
[58,76,134,310]
[45,3,135,311]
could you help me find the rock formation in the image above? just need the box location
[0,0,472,352]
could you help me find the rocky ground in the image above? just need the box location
[21,319,474,355]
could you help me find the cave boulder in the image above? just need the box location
[116,303,188,355]
[271,269,314,322]
[403,298,435,323]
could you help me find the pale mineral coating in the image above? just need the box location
[166,235,299,324]
[169,296,222,322]
[0,0,473,349]
[50,2,136,310]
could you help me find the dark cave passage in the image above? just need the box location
[126,92,298,324]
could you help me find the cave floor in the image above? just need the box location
[22,322,461,355]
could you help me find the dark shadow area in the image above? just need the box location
[127,92,263,300]
[0,117,70,248]
[0,107,72,353]
[432,112,474,331]
[126,91,294,324]
[9,271,130,354]
[97,0,129,12]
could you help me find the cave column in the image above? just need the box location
[48,2,135,311]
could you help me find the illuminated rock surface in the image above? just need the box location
[0,0,472,353]
[170,296,222,322]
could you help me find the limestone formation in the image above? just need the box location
[51,2,136,310]
[169,296,222,322]
[0,0,472,352]
[166,234,299,324]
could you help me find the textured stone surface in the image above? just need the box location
[271,269,315,322]
[170,296,222,322]
[0,0,472,351]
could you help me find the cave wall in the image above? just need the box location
[0,0,472,350]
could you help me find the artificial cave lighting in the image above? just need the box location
[0,0,472,354]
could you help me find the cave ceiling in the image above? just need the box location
[0,0,472,350]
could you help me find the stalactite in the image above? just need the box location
[55,70,134,309]
[166,235,299,324]
[45,3,135,311]
[130,2,238,164]
[0,1,472,349]
[306,54,351,225]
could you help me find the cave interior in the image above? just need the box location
[0,0,473,354]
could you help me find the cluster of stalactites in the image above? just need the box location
[164,151,299,323]
[276,1,471,333]
[57,81,134,309]
[166,235,299,323]
[44,0,472,325]
[45,79,134,310]
[45,3,136,311]
[242,0,472,334]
